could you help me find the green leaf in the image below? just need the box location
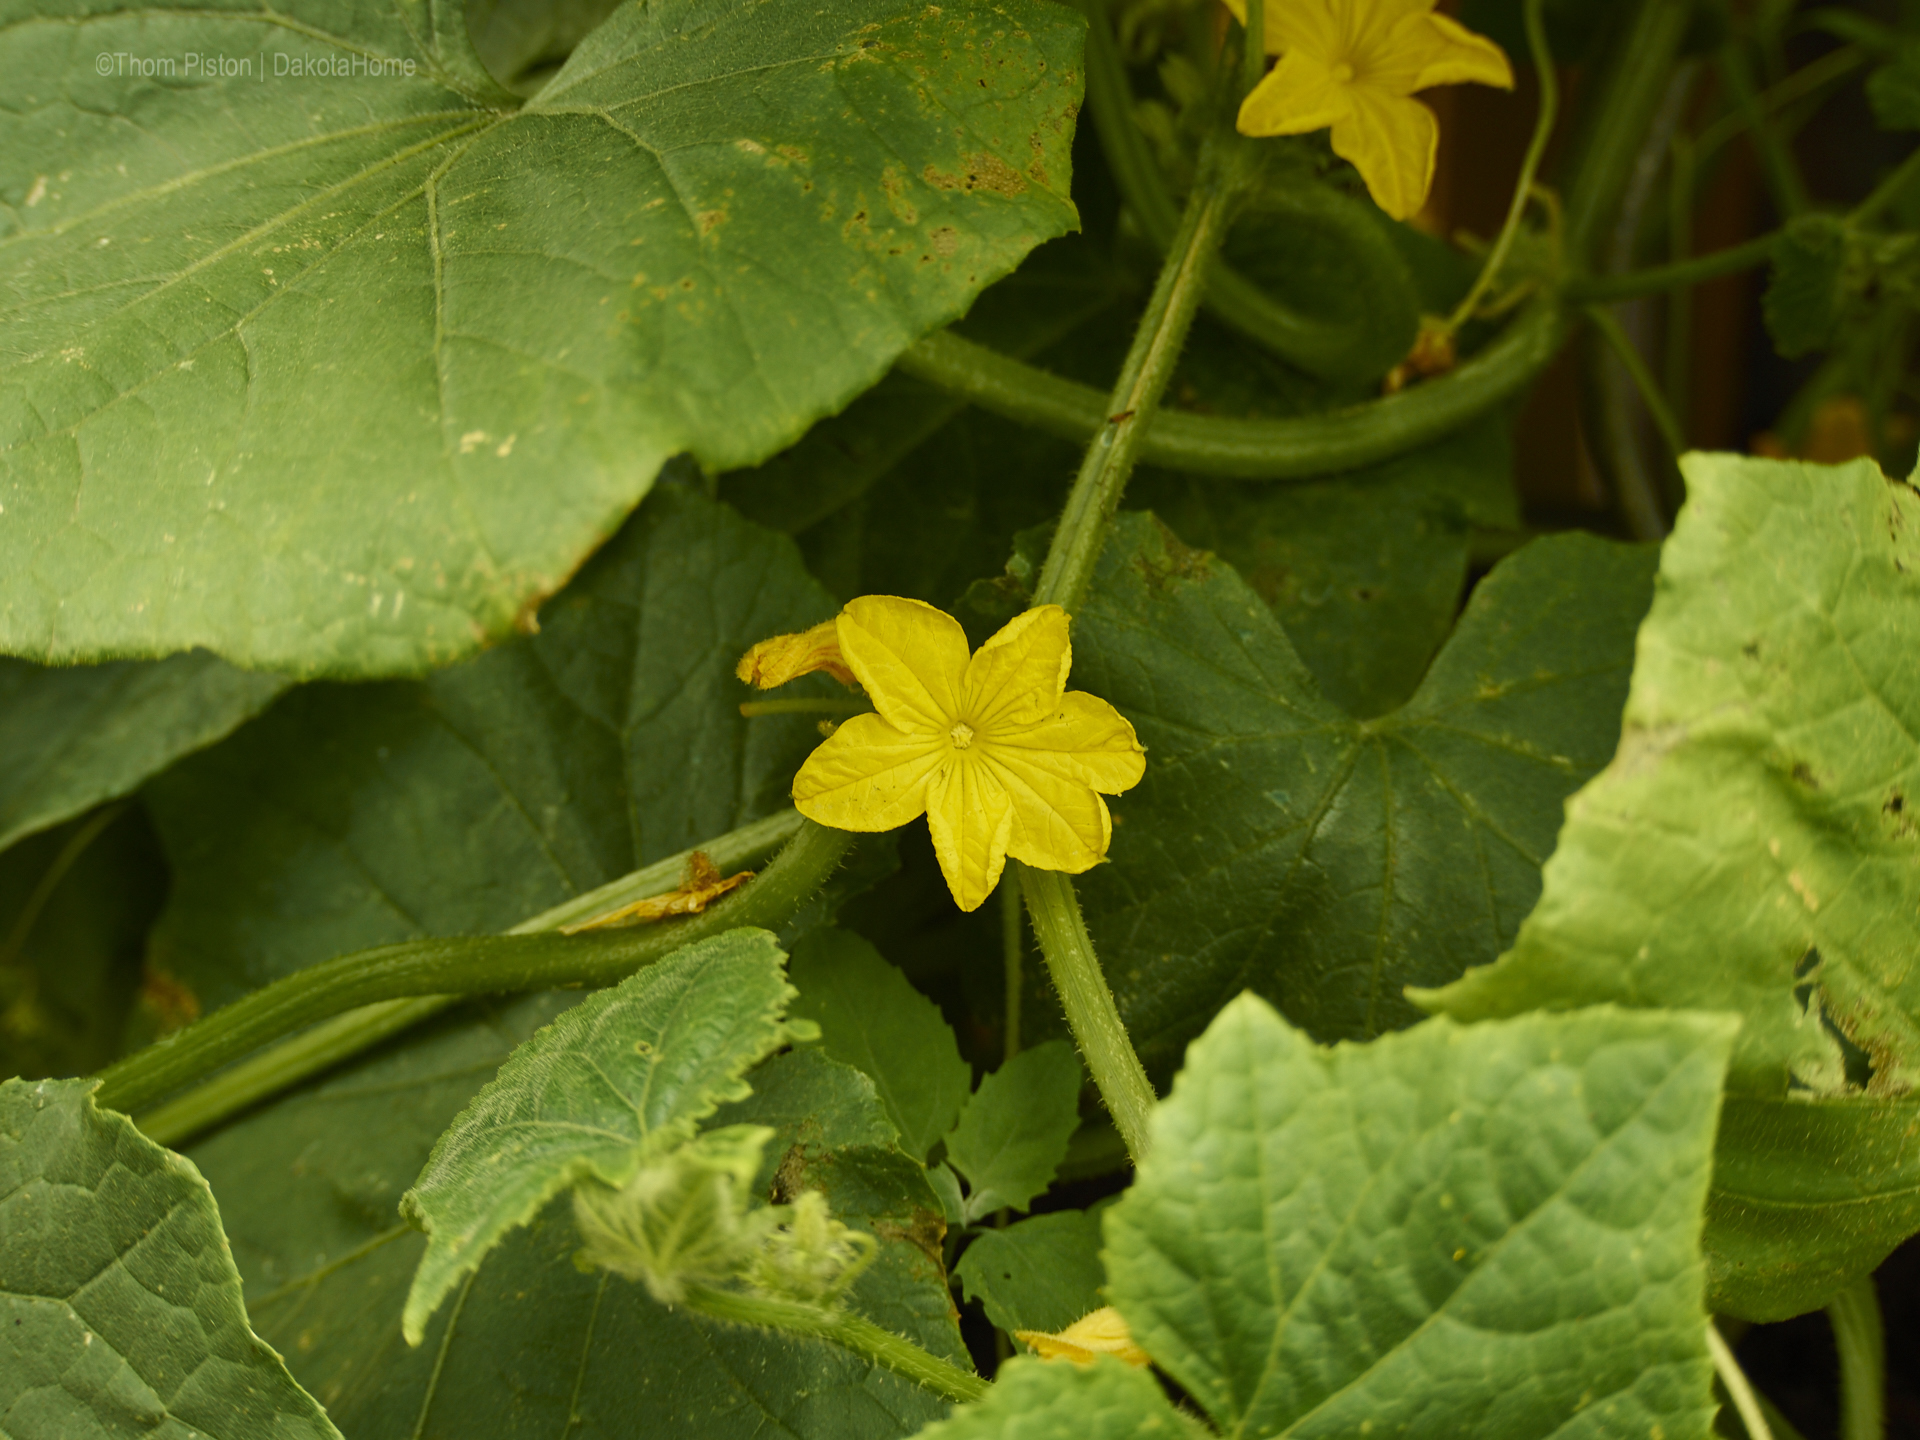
[953,1208,1105,1336]
[1763,215,1851,357]
[0,0,1084,677]
[0,808,165,1079]
[398,927,797,1342]
[1070,514,1656,1068]
[189,1009,961,1440]
[788,928,972,1161]
[142,487,835,1009]
[1868,46,1920,130]
[943,1040,1081,1222]
[1104,998,1738,1440]
[0,654,288,853]
[1,1076,339,1440]
[1705,1094,1920,1321]
[1133,414,1518,717]
[1423,454,1920,1316]
[913,1356,1191,1440]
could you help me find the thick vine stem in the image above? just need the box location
[1827,1277,1886,1440]
[1033,129,1244,612]
[1017,864,1156,1163]
[897,299,1566,482]
[1072,0,1415,382]
[681,1286,988,1405]
[98,816,850,1121]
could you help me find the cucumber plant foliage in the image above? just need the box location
[4,0,1919,1436]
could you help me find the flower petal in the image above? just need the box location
[1413,14,1514,91]
[924,758,1013,912]
[736,619,854,689]
[1221,0,1340,56]
[835,596,970,736]
[1238,48,1353,138]
[963,605,1072,733]
[792,713,945,833]
[983,693,1144,874]
[1329,87,1438,220]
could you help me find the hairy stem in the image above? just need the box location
[1446,0,1557,334]
[1017,863,1156,1163]
[1072,0,1409,381]
[1033,133,1241,613]
[682,1286,988,1405]
[1707,1324,1776,1440]
[897,300,1566,482]
[101,814,846,1122]
[1828,1277,1886,1440]
[1566,231,1778,302]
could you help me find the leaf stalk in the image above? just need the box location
[1828,1277,1886,1440]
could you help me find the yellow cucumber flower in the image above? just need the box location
[1015,1306,1152,1367]
[1227,0,1513,221]
[785,596,1145,912]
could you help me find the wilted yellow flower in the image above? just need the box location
[1227,0,1513,221]
[788,597,1144,912]
[737,619,856,689]
[1015,1306,1151,1367]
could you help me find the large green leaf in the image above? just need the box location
[0,0,1083,676]
[1068,513,1656,1068]
[914,1356,1190,1440]
[789,927,972,1162]
[1104,998,1737,1440]
[1425,453,1920,1316]
[0,655,288,853]
[1,1076,338,1440]
[1132,414,1517,718]
[142,486,835,1008]
[398,927,799,1342]
[189,1010,962,1440]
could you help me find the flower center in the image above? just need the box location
[1330,60,1355,84]
[949,721,976,750]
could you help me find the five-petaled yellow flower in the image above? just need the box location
[746,597,1145,912]
[1228,0,1513,221]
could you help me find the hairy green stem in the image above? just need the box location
[1828,1277,1886,1440]
[1707,1324,1775,1440]
[1718,41,1810,220]
[1446,0,1557,334]
[1034,135,1241,613]
[100,814,846,1121]
[1585,305,1686,460]
[682,1286,988,1405]
[1017,864,1156,1163]
[897,299,1566,482]
[1853,143,1920,226]
[1561,0,1698,260]
[1567,231,1779,302]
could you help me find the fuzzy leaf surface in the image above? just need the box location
[953,1208,1106,1336]
[1427,454,1920,1315]
[1071,515,1656,1068]
[398,927,795,1341]
[943,1040,1082,1221]
[0,655,287,853]
[789,927,972,1161]
[0,0,1082,675]
[190,1006,961,1440]
[143,488,834,1011]
[912,1357,1190,1440]
[1,1077,339,1440]
[1104,998,1737,1440]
